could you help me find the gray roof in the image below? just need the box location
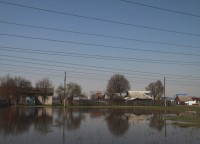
[177,96,192,102]
[126,91,152,100]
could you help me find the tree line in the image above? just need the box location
[0,75,54,105]
[0,73,164,106]
[106,74,164,100]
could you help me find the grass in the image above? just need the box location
[166,115,200,128]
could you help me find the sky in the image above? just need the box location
[0,0,200,97]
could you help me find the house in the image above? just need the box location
[191,97,200,105]
[124,91,152,100]
[124,91,152,106]
[19,88,54,105]
[175,95,196,105]
[90,91,106,100]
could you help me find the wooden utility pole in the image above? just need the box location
[164,77,166,107]
[63,72,66,107]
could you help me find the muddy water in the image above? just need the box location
[0,107,199,144]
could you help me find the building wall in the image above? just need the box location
[185,100,196,106]
[37,95,52,105]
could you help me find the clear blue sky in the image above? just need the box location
[0,0,200,97]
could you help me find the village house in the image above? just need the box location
[124,91,153,106]
[90,91,106,100]
[124,91,152,100]
[175,95,196,105]
[19,88,54,105]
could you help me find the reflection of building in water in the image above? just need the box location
[125,113,152,123]
[38,108,52,117]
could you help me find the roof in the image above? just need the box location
[115,93,128,97]
[176,96,193,102]
[126,91,152,100]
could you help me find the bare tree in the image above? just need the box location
[0,75,32,104]
[106,74,130,99]
[146,80,164,100]
[66,82,82,106]
[35,78,53,103]
[56,82,82,105]
[56,84,65,103]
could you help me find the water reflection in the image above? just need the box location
[34,108,53,133]
[149,112,165,132]
[0,107,53,135]
[105,110,129,137]
[0,107,200,144]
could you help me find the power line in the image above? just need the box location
[0,47,200,66]
[0,63,110,78]
[1,33,200,57]
[0,69,107,82]
[0,1,200,37]
[0,68,62,78]
[1,66,200,87]
[120,0,200,18]
[1,62,200,87]
[0,63,169,82]
[0,58,162,78]
[0,54,200,80]
[0,20,200,49]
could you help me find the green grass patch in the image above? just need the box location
[166,115,200,128]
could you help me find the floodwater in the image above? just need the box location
[0,107,200,144]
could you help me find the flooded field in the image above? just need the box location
[0,107,200,144]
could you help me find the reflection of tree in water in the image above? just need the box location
[54,108,85,131]
[65,109,85,131]
[105,111,129,137]
[149,113,164,132]
[0,107,36,135]
[0,107,53,135]
[33,108,53,134]
[54,108,64,128]
[90,109,106,119]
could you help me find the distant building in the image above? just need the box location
[124,91,152,100]
[90,91,106,100]
[161,97,175,106]
[191,97,200,105]
[19,88,54,105]
[175,95,196,105]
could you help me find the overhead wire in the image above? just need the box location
[0,20,200,49]
[0,58,165,78]
[120,0,200,18]
[0,1,200,90]
[0,63,110,79]
[0,54,200,80]
[0,69,107,81]
[0,1,200,37]
[0,47,200,66]
[1,33,200,57]
[1,66,199,87]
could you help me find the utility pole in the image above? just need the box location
[63,72,66,107]
[164,77,166,107]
